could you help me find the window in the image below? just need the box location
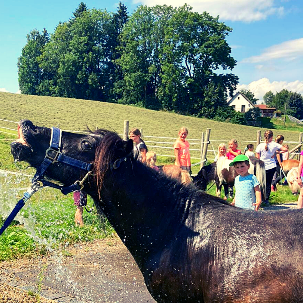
[241,105,245,112]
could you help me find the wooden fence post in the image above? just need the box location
[200,132,205,169]
[257,130,261,146]
[123,120,129,140]
[201,128,211,168]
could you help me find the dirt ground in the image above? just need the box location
[0,237,156,303]
[0,202,298,303]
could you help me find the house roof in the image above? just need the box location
[227,92,255,108]
[255,104,276,110]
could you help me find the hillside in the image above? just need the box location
[0,92,302,162]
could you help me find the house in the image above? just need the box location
[254,104,276,118]
[227,92,255,113]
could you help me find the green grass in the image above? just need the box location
[272,116,303,132]
[0,186,114,261]
[1,92,302,159]
[0,130,114,261]
[0,92,301,260]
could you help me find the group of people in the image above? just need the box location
[73,127,303,225]
[130,126,192,174]
[215,130,303,211]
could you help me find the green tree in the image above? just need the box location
[274,89,291,111]
[244,107,261,125]
[116,4,238,114]
[38,7,113,100]
[263,89,303,119]
[72,2,87,18]
[288,92,303,119]
[239,89,258,105]
[107,2,129,102]
[18,29,49,95]
[263,91,275,106]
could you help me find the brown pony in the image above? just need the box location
[146,151,191,185]
[10,120,303,303]
[281,159,299,175]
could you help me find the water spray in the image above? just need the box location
[0,181,41,235]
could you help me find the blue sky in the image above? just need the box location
[0,0,302,101]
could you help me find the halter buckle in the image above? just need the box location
[45,147,61,163]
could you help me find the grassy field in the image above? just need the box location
[1,92,303,168]
[0,92,301,260]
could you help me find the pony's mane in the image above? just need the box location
[91,130,229,208]
[93,130,124,193]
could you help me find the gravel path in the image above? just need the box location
[0,202,299,303]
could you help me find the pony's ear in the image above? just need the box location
[123,139,133,155]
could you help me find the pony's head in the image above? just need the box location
[192,162,216,190]
[10,120,133,190]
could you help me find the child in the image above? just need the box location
[146,151,160,171]
[174,127,191,174]
[229,155,262,211]
[73,190,87,227]
[129,128,148,163]
[226,139,241,160]
[282,144,289,161]
[297,149,303,209]
[214,143,226,162]
[244,144,255,158]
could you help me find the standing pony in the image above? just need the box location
[146,151,191,185]
[10,120,303,303]
[194,156,266,200]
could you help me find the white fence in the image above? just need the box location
[1,119,303,167]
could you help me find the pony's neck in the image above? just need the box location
[100,160,192,266]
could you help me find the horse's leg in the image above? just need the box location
[228,185,233,199]
[216,181,221,197]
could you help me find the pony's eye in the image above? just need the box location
[81,140,93,150]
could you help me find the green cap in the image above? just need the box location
[229,154,249,166]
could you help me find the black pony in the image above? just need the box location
[192,162,233,198]
[193,157,266,200]
[10,120,303,303]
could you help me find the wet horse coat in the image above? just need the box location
[10,120,303,303]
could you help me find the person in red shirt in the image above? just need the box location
[174,127,191,174]
[226,139,241,160]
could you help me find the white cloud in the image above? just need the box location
[133,0,284,22]
[237,78,303,102]
[0,88,21,94]
[242,38,303,63]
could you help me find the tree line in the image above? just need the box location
[17,2,303,123]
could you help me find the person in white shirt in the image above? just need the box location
[244,144,255,158]
[255,130,288,206]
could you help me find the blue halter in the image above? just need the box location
[0,127,93,236]
[32,127,93,191]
